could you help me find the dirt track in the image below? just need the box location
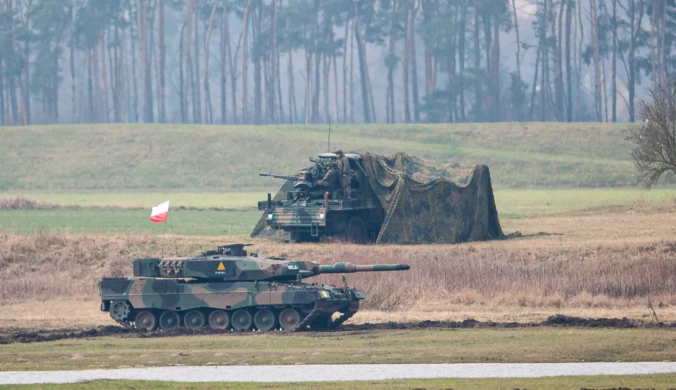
[2,315,673,344]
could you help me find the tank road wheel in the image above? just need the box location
[209,310,230,330]
[110,301,131,322]
[253,308,276,332]
[278,308,301,331]
[184,310,206,329]
[231,309,253,331]
[346,216,368,244]
[135,311,157,331]
[159,311,181,330]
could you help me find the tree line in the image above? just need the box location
[0,0,673,126]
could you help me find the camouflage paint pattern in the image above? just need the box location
[99,246,409,331]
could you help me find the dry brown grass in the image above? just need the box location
[2,203,676,329]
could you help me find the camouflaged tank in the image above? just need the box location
[99,244,409,332]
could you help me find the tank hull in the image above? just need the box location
[99,277,363,331]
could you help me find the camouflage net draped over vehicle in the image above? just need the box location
[360,152,503,244]
[251,180,293,239]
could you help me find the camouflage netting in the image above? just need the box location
[251,180,293,239]
[360,152,503,244]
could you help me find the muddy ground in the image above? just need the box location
[2,315,673,345]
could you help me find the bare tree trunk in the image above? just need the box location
[511,0,521,81]
[349,16,354,123]
[22,1,30,125]
[118,27,126,122]
[493,15,500,121]
[565,0,572,122]
[540,0,549,121]
[591,0,603,121]
[194,9,202,123]
[323,56,330,122]
[457,0,465,121]
[387,9,396,124]
[109,26,118,122]
[332,55,339,123]
[136,0,152,122]
[87,49,94,122]
[354,3,371,123]
[553,1,564,121]
[342,19,349,123]
[70,45,77,123]
[253,3,262,124]
[286,16,297,124]
[473,0,482,121]
[409,0,420,122]
[304,50,312,124]
[401,0,410,123]
[529,45,540,121]
[660,0,667,84]
[627,0,644,122]
[179,23,186,123]
[650,2,656,83]
[241,0,250,123]
[183,0,194,123]
[576,0,583,120]
[219,0,230,123]
[270,0,278,123]
[158,0,166,123]
[611,0,617,122]
[204,0,218,124]
[0,60,4,126]
[100,39,109,122]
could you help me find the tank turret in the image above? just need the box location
[99,244,410,332]
[132,244,409,282]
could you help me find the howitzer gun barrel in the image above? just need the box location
[317,262,410,274]
[259,173,301,181]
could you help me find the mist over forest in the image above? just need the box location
[0,0,672,126]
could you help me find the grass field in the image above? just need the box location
[0,123,641,191]
[0,209,256,236]
[3,122,676,383]
[8,375,676,390]
[2,328,676,371]
[1,188,674,236]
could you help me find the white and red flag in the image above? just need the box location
[149,201,170,224]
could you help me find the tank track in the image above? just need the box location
[111,314,135,329]
[293,305,320,331]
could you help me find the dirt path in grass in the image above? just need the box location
[2,362,676,384]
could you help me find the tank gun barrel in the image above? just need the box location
[316,262,410,274]
[259,173,302,181]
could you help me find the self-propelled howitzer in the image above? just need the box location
[99,244,409,332]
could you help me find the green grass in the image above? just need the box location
[6,375,676,390]
[0,191,270,209]
[1,188,674,236]
[2,328,676,371]
[0,209,258,236]
[494,188,676,218]
[0,123,640,191]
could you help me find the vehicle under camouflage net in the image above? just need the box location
[99,244,409,331]
[253,152,503,244]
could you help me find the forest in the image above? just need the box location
[0,0,673,126]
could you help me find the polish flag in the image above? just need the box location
[150,201,170,224]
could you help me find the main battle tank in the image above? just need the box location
[99,244,409,332]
